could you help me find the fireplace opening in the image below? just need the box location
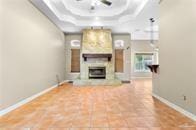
[89,67,106,79]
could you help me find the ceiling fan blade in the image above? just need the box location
[100,0,112,6]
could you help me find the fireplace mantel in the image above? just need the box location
[82,53,112,61]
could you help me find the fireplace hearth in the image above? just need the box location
[89,67,106,79]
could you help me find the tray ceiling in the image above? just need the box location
[31,0,159,40]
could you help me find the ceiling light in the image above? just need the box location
[95,17,100,20]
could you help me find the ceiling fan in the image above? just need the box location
[76,0,112,10]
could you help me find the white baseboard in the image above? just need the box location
[152,93,196,121]
[131,77,152,79]
[0,80,67,117]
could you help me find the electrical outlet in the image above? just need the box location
[183,95,187,101]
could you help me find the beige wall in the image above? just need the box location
[131,40,157,78]
[64,33,131,81]
[0,0,3,109]
[153,0,196,115]
[65,34,82,80]
[113,34,131,81]
[0,42,2,110]
[0,0,65,110]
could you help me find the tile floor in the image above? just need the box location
[0,79,196,130]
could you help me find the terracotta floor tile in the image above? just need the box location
[108,118,128,128]
[51,118,73,127]
[50,128,69,130]
[70,128,90,130]
[110,128,132,130]
[71,116,91,127]
[121,111,138,117]
[92,111,107,118]
[154,127,181,130]
[144,117,162,127]
[0,79,195,129]
[90,128,109,130]
[136,128,149,130]
[91,116,109,127]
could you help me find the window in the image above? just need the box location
[134,53,153,72]
[115,49,124,72]
[71,49,80,72]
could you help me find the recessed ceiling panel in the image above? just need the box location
[30,0,159,40]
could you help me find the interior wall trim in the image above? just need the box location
[131,77,152,79]
[0,80,67,117]
[152,93,196,121]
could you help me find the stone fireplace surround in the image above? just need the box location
[73,29,121,86]
[73,58,122,86]
[80,57,114,80]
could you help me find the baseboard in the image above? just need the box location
[131,77,152,79]
[0,80,67,117]
[152,93,196,121]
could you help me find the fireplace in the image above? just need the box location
[89,67,106,79]
[73,29,121,86]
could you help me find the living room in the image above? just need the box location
[0,0,195,129]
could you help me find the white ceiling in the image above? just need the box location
[31,0,159,40]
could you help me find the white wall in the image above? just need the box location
[64,33,131,81]
[131,40,157,78]
[153,0,196,115]
[0,0,65,110]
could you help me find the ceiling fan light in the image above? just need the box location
[95,17,100,20]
